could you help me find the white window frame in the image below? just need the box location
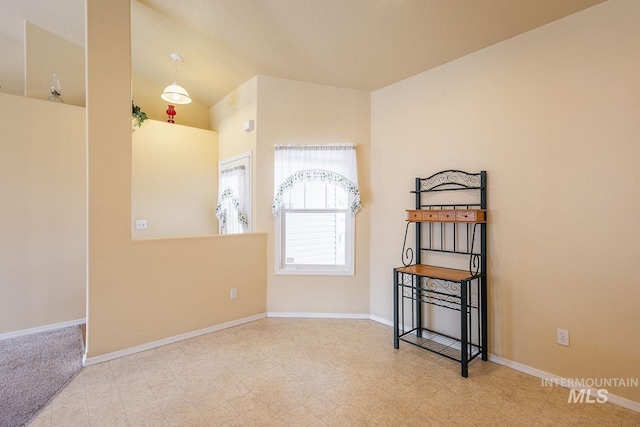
[273,144,360,276]
[275,185,355,276]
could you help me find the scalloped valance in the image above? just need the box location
[273,144,360,216]
[216,164,248,234]
[216,187,249,232]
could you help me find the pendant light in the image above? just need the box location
[161,53,192,104]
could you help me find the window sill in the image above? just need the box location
[275,267,354,277]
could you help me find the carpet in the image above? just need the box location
[0,325,84,427]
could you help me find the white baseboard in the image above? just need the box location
[489,354,640,413]
[369,314,393,327]
[266,312,370,319]
[0,318,85,340]
[83,313,266,366]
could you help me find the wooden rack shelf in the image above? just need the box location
[406,209,486,223]
[395,264,478,282]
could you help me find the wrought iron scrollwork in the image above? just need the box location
[421,277,461,295]
[420,170,482,192]
[469,223,481,276]
[469,254,481,277]
[401,221,414,266]
[419,277,462,310]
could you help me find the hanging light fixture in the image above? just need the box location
[161,53,191,104]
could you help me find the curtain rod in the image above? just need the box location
[275,144,355,151]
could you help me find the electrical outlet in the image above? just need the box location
[135,219,147,230]
[557,328,569,346]
[230,288,237,299]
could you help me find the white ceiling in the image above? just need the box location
[0,0,605,107]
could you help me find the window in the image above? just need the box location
[216,152,251,234]
[273,145,360,275]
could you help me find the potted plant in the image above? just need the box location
[132,100,148,128]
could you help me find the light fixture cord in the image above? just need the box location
[173,58,178,83]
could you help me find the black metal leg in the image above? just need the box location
[481,276,488,361]
[415,275,423,338]
[393,270,399,349]
[461,280,468,378]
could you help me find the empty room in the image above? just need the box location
[1,0,638,425]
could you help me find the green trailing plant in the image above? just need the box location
[131,101,148,127]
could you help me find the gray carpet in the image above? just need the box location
[0,325,84,427]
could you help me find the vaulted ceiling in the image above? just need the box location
[0,0,606,107]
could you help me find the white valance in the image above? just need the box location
[216,165,248,233]
[272,144,361,215]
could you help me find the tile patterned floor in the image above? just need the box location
[29,318,640,426]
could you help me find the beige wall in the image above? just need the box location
[0,93,86,334]
[370,0,640,403]
[25,22,85,107]
[86,0,266,358]
[0,35,23,96]
[255,76,371,314]
[211,76,258,161]
[131,120,219,239]
[132,72,211,129]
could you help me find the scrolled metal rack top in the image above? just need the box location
[414,169,485,193]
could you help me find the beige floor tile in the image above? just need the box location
[399,412,444,427]
[260,391,302,416]
[466,386,509,412]
[25,319,633,427]
[457,401,500,421]
[622,408,640,426]
[198,399,242,426]
[506,387,547,412]
[160,399,208,427]
[52,415,92,427]
[416,394,464,423]
[579,403,625,426]
[215,374,252,401]
[445,413,493,427]
[229,398,284,426]
[533,402,581,426]
[320,405,362,427]
[124,402,168,427]
[490,399,540,426]
[88,403,129,427]
[300,391,340,417]
[277,405,326,427]
[28,406,52,427]
[50,394,89,425]
[364,397,417,426]
[340,388,391,420]
[83,389,118,409]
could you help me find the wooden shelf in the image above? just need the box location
[396,264,478,282]
[406,209,485,223]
